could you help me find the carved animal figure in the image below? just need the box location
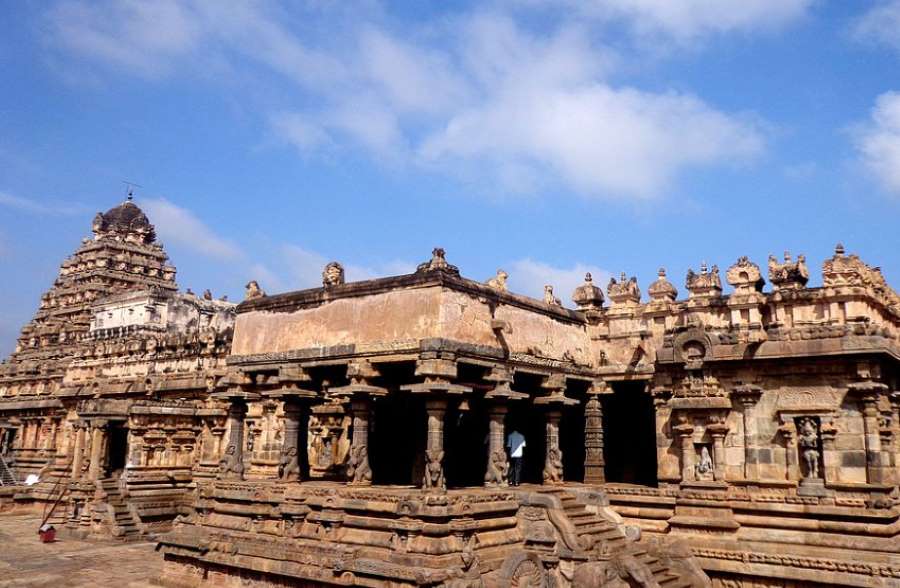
[322,262,345,287]
[217,444,244,479]
[244,280,265,300]
[484,448,509,486]
[424,449,446,490]
[543,446,563,484]
[486,269,509,292]
[543,285,561,306]
[278,446,300,481]
[347,444,371,484]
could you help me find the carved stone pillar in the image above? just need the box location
[70,422,85,480]
[219,401,247,480]
[485,404,508,487]
[87,420,108,481]
[779,422,799,481]
[707,416,729,482]
[543,408,563,485]
[851,382,889,484]
[279,402,303,482]
[424,398,447,490]
[674,413,695,483]
[734,385,762,481]
[583,395,605,484]
[346,397,372,485]
[820,420,839,483]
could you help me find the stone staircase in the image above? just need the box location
[552,488,701,587]
[0,455,17,486]
[97,477,142,541]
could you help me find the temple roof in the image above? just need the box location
[92,197,156,243]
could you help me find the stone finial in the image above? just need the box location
[726,256,764,295]
[822,244,900,313]
[543,285,562,306]
[322,261,345,287]
[416,247,460,276]
[202,289,213,300]
[607,272,641,306]
[572,272,604,310]
[486,269,509,292]
[835,242,845,256]
[768,251,809,291]
[648,267,678,302]
[685,262,722,298]
[244,280,265,301]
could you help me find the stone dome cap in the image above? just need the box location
[572,272,604,310]
[92,196,156,243]
[648,267,678,301]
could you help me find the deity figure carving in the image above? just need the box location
[347,444,371,484]
[543,285,561,306]
[217,444,243,479]
[485,269,509,292]
[278,446,300,481]
[695,445,714,480]
[484,448,509,486]
[768,251,809,290]
[244,280,265,301]
[798,417,821,479]
[543,446,563,484]
[416,247,459,275]
[322,262,345,287]
[424,449,446,490]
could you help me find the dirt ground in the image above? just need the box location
[0,512,162,587]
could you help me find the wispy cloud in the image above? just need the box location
[851,0,900,53]
[0,191,87,215]
[140,197,243,260]
[43,2,769,201]
[506,258,611,304]
[853,91,900,197]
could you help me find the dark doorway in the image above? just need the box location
[107,423,128,476]
[370,393,425,486]
[560,402,586,483]
[507,402,545,484]
[445,396,489,488]
[602,382,657,486]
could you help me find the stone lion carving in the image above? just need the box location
[322,262,345,287]
[217,444,244,479]
[244,280,265,301]
[573,554,659,588]
[347,444,371,484]
[484,448,509,486]
[486,269,509,292]
[542,446,563,484]
[424,449,446,490]
[278,446,300,481]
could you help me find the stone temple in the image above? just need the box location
[2,199,900,588]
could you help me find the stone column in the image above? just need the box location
[348,397,373,485]
[707,417,729,482]
[70,422,85,480]
[820,421,839,483]
[543,408,563,485]
[485,403,508,487]
[219,401,247,480]
[280,402,302,482]
[779,422,799,481]
[87,420,108,481]
[734,385,762,481]
[852,383,889,484]
[583,395,605,484]
[674,413,695,483]
[423,398,447,490]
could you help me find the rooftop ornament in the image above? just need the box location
[607,272,641,306]
[648,267,678,302]
[726,256,765,295]
[572,272,604,310]
[416,247,460,276]
[685,262,722,298]
[485,269,509,292]
[768,251,809,291]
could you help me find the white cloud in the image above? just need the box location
[140,197,243,260]
[852,1,900,52]
[854,91,900,196]
[524,0,814,43]
[0,191,86,215]
[45,2,768,199]
[506,258,611,304]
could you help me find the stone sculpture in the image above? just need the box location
[485,269,509,292]
[424,449,446,490]
[798,418,820,479]
[244,280,265,301]
[322,262,345,287]
[543,446,563,484]
[484,448,509,486]
[217,444,243,479]
[278,446,300,481]
[346,444,371,484]
[544,285,562,306]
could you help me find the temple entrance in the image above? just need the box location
[370,393,425,486]
[507,402,545,484]
[107,423,128,477]
[602,382,657,486]
[444,397,488,488]
[560,402,586,482]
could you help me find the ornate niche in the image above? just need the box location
[776,404,837,496]
[307,400,350,479]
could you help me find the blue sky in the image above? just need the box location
[2,1,900,356]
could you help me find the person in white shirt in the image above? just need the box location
[506,429,526,486]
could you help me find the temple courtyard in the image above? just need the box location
[0,512,161,587]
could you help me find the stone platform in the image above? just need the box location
[157,480,708,587]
